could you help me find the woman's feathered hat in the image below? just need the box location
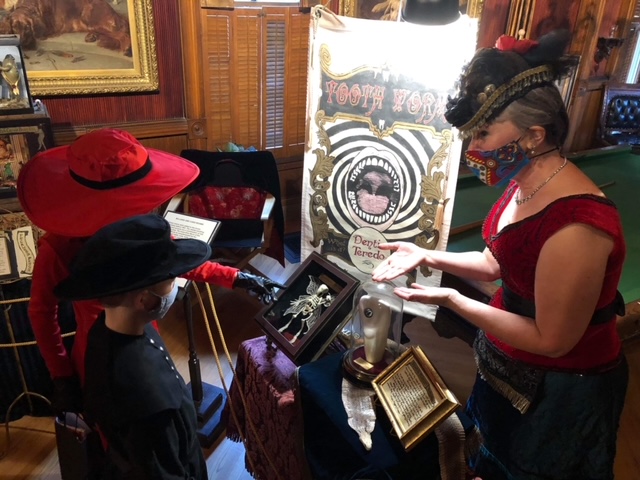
[444,30,573,137]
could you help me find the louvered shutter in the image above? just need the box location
[202,7,310,157]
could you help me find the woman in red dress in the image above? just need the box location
[372,31,627,480]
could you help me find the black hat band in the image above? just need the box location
[69,157,152,190]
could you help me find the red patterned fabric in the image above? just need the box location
[188,187,266,220]
[482,184,626,370]
[223,336,308,480]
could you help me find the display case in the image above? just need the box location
[254,251,360,365]
[0,100,53,211]
[0,35,33,116]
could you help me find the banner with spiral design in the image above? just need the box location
[303,7,477,317]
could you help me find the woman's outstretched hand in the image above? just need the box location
[371,242,427,282]
[393,283,455,307]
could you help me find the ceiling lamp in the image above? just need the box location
[400,0,460,25]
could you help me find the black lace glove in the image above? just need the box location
[51,375,83,417]
[233,271,285,303]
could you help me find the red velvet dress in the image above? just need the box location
[466,183,628,480]
[29,233,239,382]
[482,184,626,370]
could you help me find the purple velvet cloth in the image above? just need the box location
[223,336,308,480]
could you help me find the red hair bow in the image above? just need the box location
[495,35,539,55]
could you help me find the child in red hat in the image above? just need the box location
[18,128,281,415]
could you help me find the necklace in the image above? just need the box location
[515,158,568,205]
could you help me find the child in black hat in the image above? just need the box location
[55,214,211,479]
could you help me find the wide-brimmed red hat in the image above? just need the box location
[17,129,199,237]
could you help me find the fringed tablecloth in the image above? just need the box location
[222,336,309,480]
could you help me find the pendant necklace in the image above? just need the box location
[515,158,568,205]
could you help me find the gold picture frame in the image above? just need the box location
[10,0,159,96]
[372,345,460,451]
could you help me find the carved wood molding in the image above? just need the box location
[188,119,208,140]
[506,0,536,38]
[52,119,189,146]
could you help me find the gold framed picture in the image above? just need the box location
[1,0,159,96]
[372,345,460,451]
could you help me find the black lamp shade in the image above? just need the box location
[400,0,460,25]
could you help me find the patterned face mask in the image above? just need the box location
[464,138,530,187]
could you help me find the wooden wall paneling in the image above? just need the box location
[137,134,190,156]
[559,0,604,152]
[529,0,581,39]
[51,119,189,153]
[278,157,303,234]
[564,78,607,152]
[42,0,185,130]
[180,0,208,149]
[572,0,605,80]
[592,0,625,76]
[477,0,511,47]
[607,0,640,79]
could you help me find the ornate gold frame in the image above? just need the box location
[337,0,484,20]
[26,0,158,96]
[372,346,460,451]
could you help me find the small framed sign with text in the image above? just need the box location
[163,211,221,289]
[372,345,460,451]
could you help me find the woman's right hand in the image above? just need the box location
[371,242,428,282]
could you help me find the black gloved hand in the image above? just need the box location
[233,271,285,303]
[51,375,83,417]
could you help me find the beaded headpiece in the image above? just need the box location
[445,30,572,138]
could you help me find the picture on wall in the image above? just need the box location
[0,125,50,199]
[0,0,159,95]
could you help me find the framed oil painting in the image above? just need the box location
[255,251,360,365]
[0,0,159,96]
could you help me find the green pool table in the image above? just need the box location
[437,144,640,346]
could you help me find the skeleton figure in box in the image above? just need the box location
[279,275,333,343]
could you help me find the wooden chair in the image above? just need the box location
[179,150,285,271]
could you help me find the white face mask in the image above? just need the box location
[147,283,179,319]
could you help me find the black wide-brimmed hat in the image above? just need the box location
[54,214,211,301]
[444,30,573,137]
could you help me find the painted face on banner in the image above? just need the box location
[346,146,402,229]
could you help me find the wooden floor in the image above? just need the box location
[1,254,639,479]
